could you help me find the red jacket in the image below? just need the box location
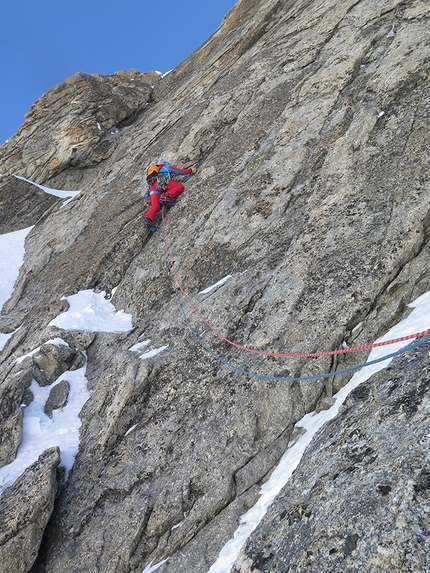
[148,163,193,194]
[144,163,192,223]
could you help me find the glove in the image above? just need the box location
[190,167,197,174]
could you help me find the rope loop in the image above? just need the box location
[161,209,430,381]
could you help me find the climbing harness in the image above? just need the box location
[160,209,430,381]
[158,176,170,191]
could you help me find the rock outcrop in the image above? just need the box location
[232,342,430,572]
[0,70,160,184]
[0,357,33,466]
[0,175,58,234]
[33,341,85,386]
[0,447,62,573]
[44,380,70,418]
[0,0,429,572]
[0,340,85,466]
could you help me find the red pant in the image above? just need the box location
[145,180,185,222]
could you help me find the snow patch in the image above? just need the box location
[15,345,41,364]
[0,225,31,353]
[139,345,169,360]
[387,24,396,37]
[0,226,33,313]
[352,322,363,334]
[129,339,151,352]
[45,337,72,348]
[49,289,133,333]
[142,558,169,573]
[199,275,233,294]
[14,175,81,200]
[129,339,168,360]
[125,424,137,437]
[0,351,90,495]
[0,325,22,352]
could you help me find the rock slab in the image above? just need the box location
[232,343,430,572]
[0,447,62,573]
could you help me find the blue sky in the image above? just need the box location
[0,0,237,145]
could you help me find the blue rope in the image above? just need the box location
[162,216,430,382]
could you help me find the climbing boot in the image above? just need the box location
[143,219,157,233]
[159,193,175,207]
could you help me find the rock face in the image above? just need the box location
[232,342,430,573]
[0,357,33,466]
[0,447,61,573]
[0,0,429,572]
[44,381,70,418]
[0,69,160,183]
[0,175,58,234]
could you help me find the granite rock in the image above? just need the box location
[44,380,70,418]
[0,0,429,571]
[0,447,61,573]
[232,342,430,573]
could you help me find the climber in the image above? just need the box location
[143,161,197,232]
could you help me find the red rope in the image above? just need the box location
[162,212,430,358]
